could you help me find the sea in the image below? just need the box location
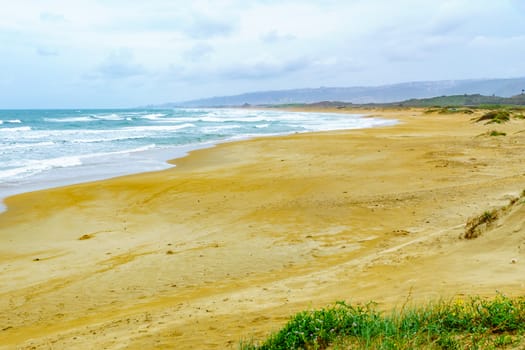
[0,108,397,211]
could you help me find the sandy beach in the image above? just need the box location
[1,107,524,349]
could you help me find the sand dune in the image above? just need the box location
[1,107,524,349]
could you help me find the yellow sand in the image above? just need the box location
[1,107,524,349]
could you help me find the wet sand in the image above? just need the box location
[1,107,525,349]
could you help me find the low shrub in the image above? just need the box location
[463,210,498,239]
[488,130,506,136]
[241,295,525,350]
[476,110,511,124]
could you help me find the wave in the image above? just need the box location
[92,113,125,121]
[0,109,398,186]
[70,135,145,144]
[44,116,95,123]
[0,126,32,132]
[201,125,242,133]
[82,144,157,159]
[4,128,132,139]
[141,113,167,120]
[0,144,157,181]
[0,141,56,151]
[141,117,187,123]
[123,123,195,132]
[182,110,344,123]
[0,155,83,180]
[203,116,274,122]
[46,114,130,122]
[0,119,22,124]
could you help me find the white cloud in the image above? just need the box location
[219,57,310,80]
[183,43,214,61]
[182,16,236,39]
[36,47,59,56]
[0,0,524,107]
[260,30,296,43]
[90,48,146,79]
[39,12,66,22]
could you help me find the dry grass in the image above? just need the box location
[462,190,525,239]
[463,210,499,239]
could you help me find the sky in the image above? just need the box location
[1,0,525,108]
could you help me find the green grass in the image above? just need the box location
[488,130,506,137]
[424,107,474,114]
[241,295,525,350]
[477,104,525,111]
[476,111,511,124]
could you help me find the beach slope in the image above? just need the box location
[1,108,524,349]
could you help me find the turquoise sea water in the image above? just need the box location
[0,108,396,210]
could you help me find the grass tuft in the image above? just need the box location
[476,111,511,124]
[463,210,498,239]
[488,130,506,137]
[462,191,525,239]
[241,295,525,350]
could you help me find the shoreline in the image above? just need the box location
[1,107,525,349]
[0,109,395,213]
[0,141,209,213]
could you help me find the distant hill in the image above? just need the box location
[393,93,525,107]
[155,77,525,107]
[260,93,525,109]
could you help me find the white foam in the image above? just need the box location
[123,123,195,132]
[143,117,188,123]
[44,117,94,122]
[201,125,242,133]
[0,141,55,151]
[141,113,167,120]
[0,126,31,132]
[3,128,127,141]
[0,155,83,180]
[212,116,265,122]
[0,144,158,182]
[70,135,144,144]
[81,144,157,159]
[93,113,124,121]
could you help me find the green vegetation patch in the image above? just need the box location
[476,111,511,124]
[241,295,525,350]
[404,94,525,108]
[488,130,507,137]
[424,106,474,114]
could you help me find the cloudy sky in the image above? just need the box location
[1,0,524,108]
